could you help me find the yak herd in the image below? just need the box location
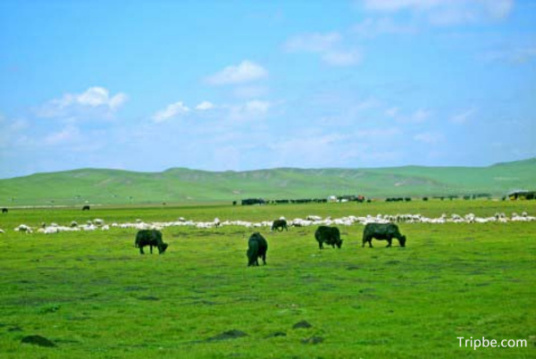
[135,219,407,267]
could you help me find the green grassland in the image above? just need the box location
[0,200,535,358]
[1,158,535,206]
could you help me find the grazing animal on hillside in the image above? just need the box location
[2,208,8,214]
[362,223,406,248]
[135,229,168,254]
[82,205,90,211]
[314,226,343,249]
[271,219,288,231]
[247,232,268,266]
[241,198,265,206]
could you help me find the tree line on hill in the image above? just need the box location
[237,192,536,205]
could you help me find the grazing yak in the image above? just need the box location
[362,223,406,248]
[315,226,343,249]
[82,205,90,211]
[135,229,168,254]
[271,219,288,232]
[247,232,268,266]
[2,208,7,214]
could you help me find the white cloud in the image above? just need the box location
[361,0,514,25]
[44,126,80,145]
[269,133,347,166]
[267,131,404,167]
[233,86,269,99]
[109,93,128,110]
[206,60,268,85]
[0,116,29,149]
[9,119,29,132]
[245,100,270,113]
[352,17,417,37]
[38,87,128,118]
[56,87,126,110]
[362,0,443,12]
[227,100,271,121]
[77,87,111,106]
[315,98,380,127]
[152,101,190,123]
[274,133,344,149]
[450,108,477,124]
[284,32,342,53]
[413,132,444,144]
[355,127,401,138]
[410,109,431,123]
[387,107,431,123]
[361,97,382,109]
[484,47,536,65]
[195,101,214,111]
[284,31,360,67]
[153,99,270,123]
[513,47,536,63]
[322,50,361,66]
[385,107,399,117]
[486,0,515,19]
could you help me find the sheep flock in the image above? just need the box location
[5,211,535,235]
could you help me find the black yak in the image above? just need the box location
[314,226,343,249]
[247,232,268,266]
[82,205,90,211]
[271,219,288,231]
[135,229,168,254]
[362,223,406,248]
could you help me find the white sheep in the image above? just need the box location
[15,224,32,233]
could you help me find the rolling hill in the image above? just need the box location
[0,158,535,206]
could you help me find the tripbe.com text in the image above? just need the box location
[458,337,528,350]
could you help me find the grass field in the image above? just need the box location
[0,200,535,358]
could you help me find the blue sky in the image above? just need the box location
[0,0,535,179]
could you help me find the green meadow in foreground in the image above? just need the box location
[0,201,535,358]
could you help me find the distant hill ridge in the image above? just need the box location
[1,158,535,206]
